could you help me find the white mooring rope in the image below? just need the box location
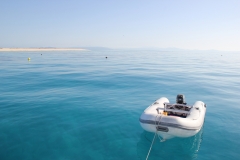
[145,114,162,160]
[145,131,157,160]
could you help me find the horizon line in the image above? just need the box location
[0,47,239,52]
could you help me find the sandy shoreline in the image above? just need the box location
[0,48,87,52]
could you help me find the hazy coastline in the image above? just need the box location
[0,48,87,52]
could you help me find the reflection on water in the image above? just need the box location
[137,128,203,160]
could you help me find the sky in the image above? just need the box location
[0,0,240,51]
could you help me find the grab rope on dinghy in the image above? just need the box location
[145,113,163,160]
[156,113,165,142]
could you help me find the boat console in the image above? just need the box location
[163,94,192,118]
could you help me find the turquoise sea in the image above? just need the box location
[0,49,240,160]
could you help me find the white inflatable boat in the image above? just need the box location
[139,94,206,140]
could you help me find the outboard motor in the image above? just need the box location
[176,94,186,105]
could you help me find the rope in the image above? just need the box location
[146,114,162,160]
[156,115,163,142]
[145,131,157,160]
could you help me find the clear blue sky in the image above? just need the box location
[1,0,240,51]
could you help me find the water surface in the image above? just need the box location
[0,49,240,159]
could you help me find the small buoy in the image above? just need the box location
[106,57,107,59]
[28,58,31,61]
[41,54,42,55]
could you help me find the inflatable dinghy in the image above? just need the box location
[139,94,206,140]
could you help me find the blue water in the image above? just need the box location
[0,49,240,160]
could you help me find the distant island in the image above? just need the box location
[0,48,87,52]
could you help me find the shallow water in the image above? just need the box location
[0,49,240,159]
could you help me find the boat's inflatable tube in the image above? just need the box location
[139,97,206,139]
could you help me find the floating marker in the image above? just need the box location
[28,58,31,61]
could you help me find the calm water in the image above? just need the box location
[0,49,240,160]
